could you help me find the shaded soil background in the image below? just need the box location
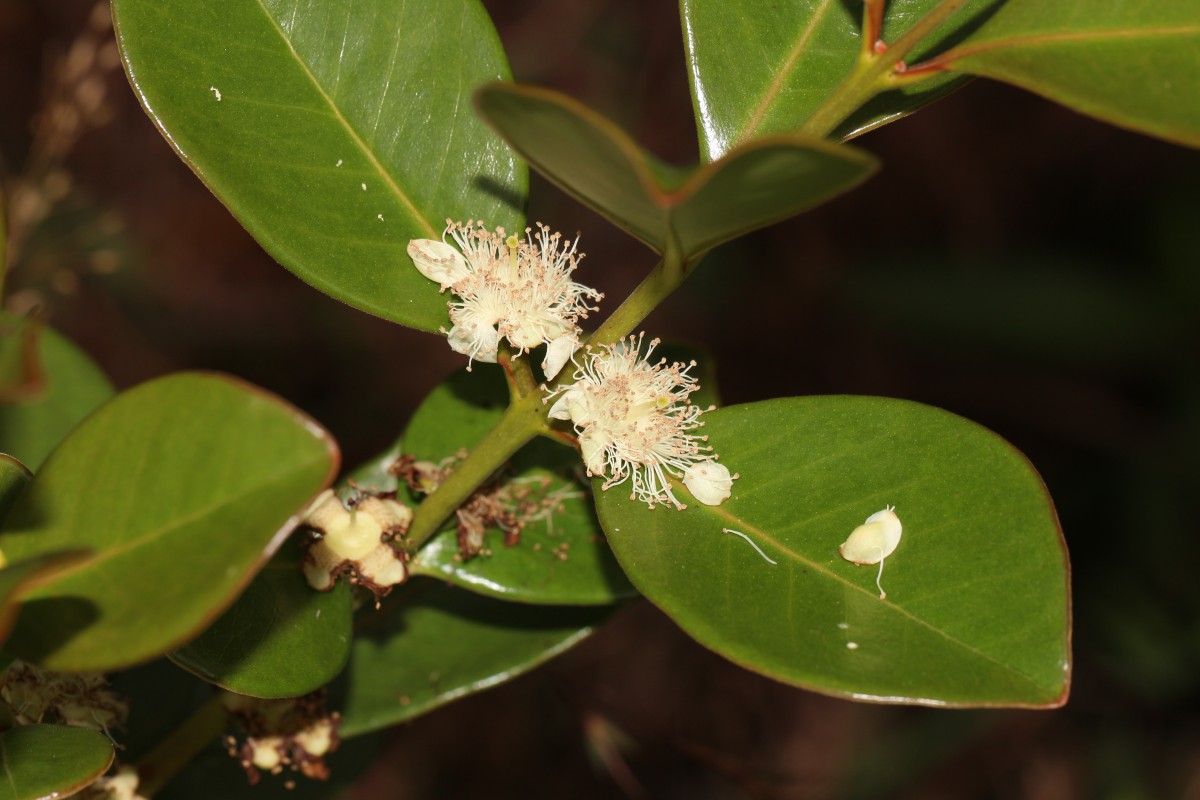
[4,1,1200,797]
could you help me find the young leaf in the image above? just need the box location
[170,538,353,699]
[0,317,114,471]
[474,83,876,259]
[595,396,1071,708]
[338,582,607,737]
[0,373,338,672]
[0,724,114,800]
[403,369,635,606]
[930,0,1200,149]
[679,0,998,157]
[112,0,526,330]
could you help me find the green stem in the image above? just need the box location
[499,345,539,402]
[588,247,686,348]
[136,694,227,797]
[406,390,548,549]
[798,0,970,140]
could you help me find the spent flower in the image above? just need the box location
[408,220,602,375]
[545,334,736,509]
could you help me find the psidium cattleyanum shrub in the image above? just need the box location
[409,221,737,511]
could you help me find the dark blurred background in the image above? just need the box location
[4,1,1200,797]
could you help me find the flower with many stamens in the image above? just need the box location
[545,334,736,509]
[408,220,602,375]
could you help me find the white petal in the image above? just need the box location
[683,461,733,506]
[839,507,902,564]
[407,239,469,288]
[508,322,546,351]
[447,323,499,363]
[579,429,609,476]
[547,387,577,421]
[541,334,577,381]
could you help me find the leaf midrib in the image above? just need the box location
[21,458,323,589]
[733,0,837,147]
[946,23,1200,63]
[252,0,438,238]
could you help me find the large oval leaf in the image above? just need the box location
[404,368,635,605]
[0,373,338,671]
[596,396,1071,707]
[338,582,607,737]
[933,0,1200,149]
[680,0,998,157]
[474,83,876,258]
[170,538,353,699]
[112,0,526,330]
[0,724,114,800]
[0,316,113,470]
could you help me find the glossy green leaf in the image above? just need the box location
[171,538,353,699]
[680,0,998,157]
[475,83,876,258]
[404,368,634,605]
[0,373,338,672]
[0,724,113,800]
[339,582,607,737]
[0,316,114,471]
[112,0,526,330]
[159,732,383,800]
[935,0,1200,148]
[596,396,1071,707]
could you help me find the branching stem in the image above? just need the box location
[405,389,547,549]
[799,0,969,140]
[406,244,691,546]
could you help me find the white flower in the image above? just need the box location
[408,221,602,371]
[545,334,736,510]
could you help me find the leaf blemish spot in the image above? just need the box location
[209,85,221,101]
[361,183,367,191]
[846,642,859,650]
